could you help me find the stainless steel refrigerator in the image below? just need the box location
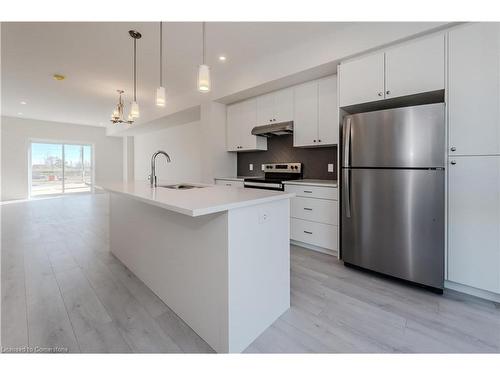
[340,103,445,291]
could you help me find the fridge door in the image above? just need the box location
[342,103,445,168]
[341,168,444,289]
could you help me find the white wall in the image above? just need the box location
[134,121,204,183]
[1,116,123,201]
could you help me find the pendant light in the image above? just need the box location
[156,22,166,107]
[198,22,211,93]
[129,30,141,118]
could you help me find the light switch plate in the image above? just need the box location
[249,163,253,171]
[328,163,334,172]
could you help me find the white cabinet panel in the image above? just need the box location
[318,76,338,145]
[385,34,445,99]
[256,93,275,125]
[291,218,338,250]
[339,52,385,107]
[293,81,318,147]
[291,196,337,225]
[274,88,294,123]
[449,23,500,156]
[285,184,338,200]
[448,156,500,293]
[226,99,266,152]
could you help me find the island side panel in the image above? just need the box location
[109,193,229,352]
[227,198,291,353]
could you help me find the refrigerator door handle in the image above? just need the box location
[342,117,352,168]
[344,168,351,218]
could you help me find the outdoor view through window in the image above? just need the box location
[30,142,92,196]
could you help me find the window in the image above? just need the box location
[30,142,93,197]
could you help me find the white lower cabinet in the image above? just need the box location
[285,183,338,254]
[448,156,500,293]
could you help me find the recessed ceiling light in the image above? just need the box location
[53,74,66,81]
[17,112,23,115]
[20,101,27,105]
[218,55,227,62]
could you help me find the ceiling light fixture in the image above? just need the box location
[156,22,166,107]
[129,30,141,119]
[218,55,226,62]
[110,90,133,124]
[198,22,211,93]
[53,74,65,81]
[20,101,27,105]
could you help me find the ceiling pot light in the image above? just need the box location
[156,22,166,107]
[53,74,65,81]
[17,112,23,115]
[128,30,141,119]
[198,22,211,93]
[20,101,27,105]
[218,55,226,62]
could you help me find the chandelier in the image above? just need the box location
[110,30,142,124]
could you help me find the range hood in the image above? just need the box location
[251,121,294,137]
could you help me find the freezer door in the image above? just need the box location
[343,103,445,168]
[341,168,444,289]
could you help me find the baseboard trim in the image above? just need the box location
[290,240,338,257]
[445,280,500,303]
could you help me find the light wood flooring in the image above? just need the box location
[1,193,499,353]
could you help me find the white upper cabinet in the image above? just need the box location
[385,34,445,99]
[338,35,445,107]
[293,81,318,147]
[226,98,267,152]
[293,75,338,147]
[338,52,385,107]
[318,76,339,145]
[448,156,500,293]
[256,88,293,125]
[448,23,500,156]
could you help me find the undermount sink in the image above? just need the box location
[158,184,204,190]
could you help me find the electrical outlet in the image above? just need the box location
[261,164,265,171]
[249,163,253,171]
[258,209,269,224]
[328,163,334,172]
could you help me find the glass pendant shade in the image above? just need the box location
[198,64,211,93]
[130,101,140,118]
[156,86,166,107]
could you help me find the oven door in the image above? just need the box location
[243,181,284,191]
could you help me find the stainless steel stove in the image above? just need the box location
[243,163,302,191]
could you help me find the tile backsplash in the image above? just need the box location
[237,135,337,180]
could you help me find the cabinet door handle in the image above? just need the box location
[378,92,383,97]
[450,160,457,165]
[318,139,322,142]
[450,147,456,152]
[386,90,391,95]
[313,140,317,143]
[226,184,232,186]
[303,231,313,235]
[303,190,313,193]
[303,207,313,211]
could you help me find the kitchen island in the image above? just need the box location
[100,181,294,353]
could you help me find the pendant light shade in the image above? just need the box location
[156,22,166,107]
[198,64,211,92]
[198,22,211,93]
[130,101,140,118]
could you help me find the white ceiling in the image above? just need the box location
[1,22,353,127]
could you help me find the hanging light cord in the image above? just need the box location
[202,22,206,64]
[133,36,137,102]
[160,22,163,87]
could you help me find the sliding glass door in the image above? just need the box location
[30,142,93,197]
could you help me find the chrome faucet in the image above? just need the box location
[149,150,171,187]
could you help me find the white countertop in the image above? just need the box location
[99,181,294,217]
[283,179,338,188]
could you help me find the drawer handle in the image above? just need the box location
[303,207,313,211]
[303,230,313,235]
[303,190,313,193]
[225,184,232,186]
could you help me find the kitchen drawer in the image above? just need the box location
[215,179,244,188]
[285,184,338,200]
[291,218,338,250]
[291,196,337,225]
